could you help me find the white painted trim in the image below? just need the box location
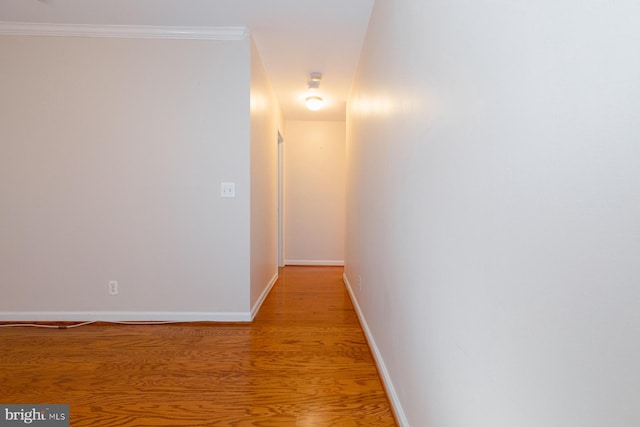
[343,273,410,427]
[250,272,279,320]
[0,22,248,40]
[284,260,344,266]
[277,130,285,268]
[0,311,251,322]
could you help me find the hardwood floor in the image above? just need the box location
[0,266,397,426]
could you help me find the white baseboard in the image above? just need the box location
[0,311,252,322]
[343,273,410,427]
[284,259,344,266]
[0,272,281,323]
[250,271,279,320]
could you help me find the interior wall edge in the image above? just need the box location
[250,271,279,320]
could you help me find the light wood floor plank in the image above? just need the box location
[0,266,397,426]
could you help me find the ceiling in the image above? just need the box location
[0,0,375,121]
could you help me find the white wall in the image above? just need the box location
[249,37,282,314]
[346,1,640,426]
[284,120,346,265]
[0,35,253,319]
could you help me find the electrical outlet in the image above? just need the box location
[108,280,118,296]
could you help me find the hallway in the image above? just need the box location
[0,267,396,426]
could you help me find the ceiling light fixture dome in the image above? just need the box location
[305,72,324,111]
[305,95,324,111]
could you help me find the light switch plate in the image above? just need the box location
[221,182,235,198]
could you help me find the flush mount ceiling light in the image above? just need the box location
[305,95,324,111]
[305,72,324,111]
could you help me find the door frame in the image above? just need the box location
[277,130,285,267]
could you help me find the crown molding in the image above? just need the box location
[0,22,249,40]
